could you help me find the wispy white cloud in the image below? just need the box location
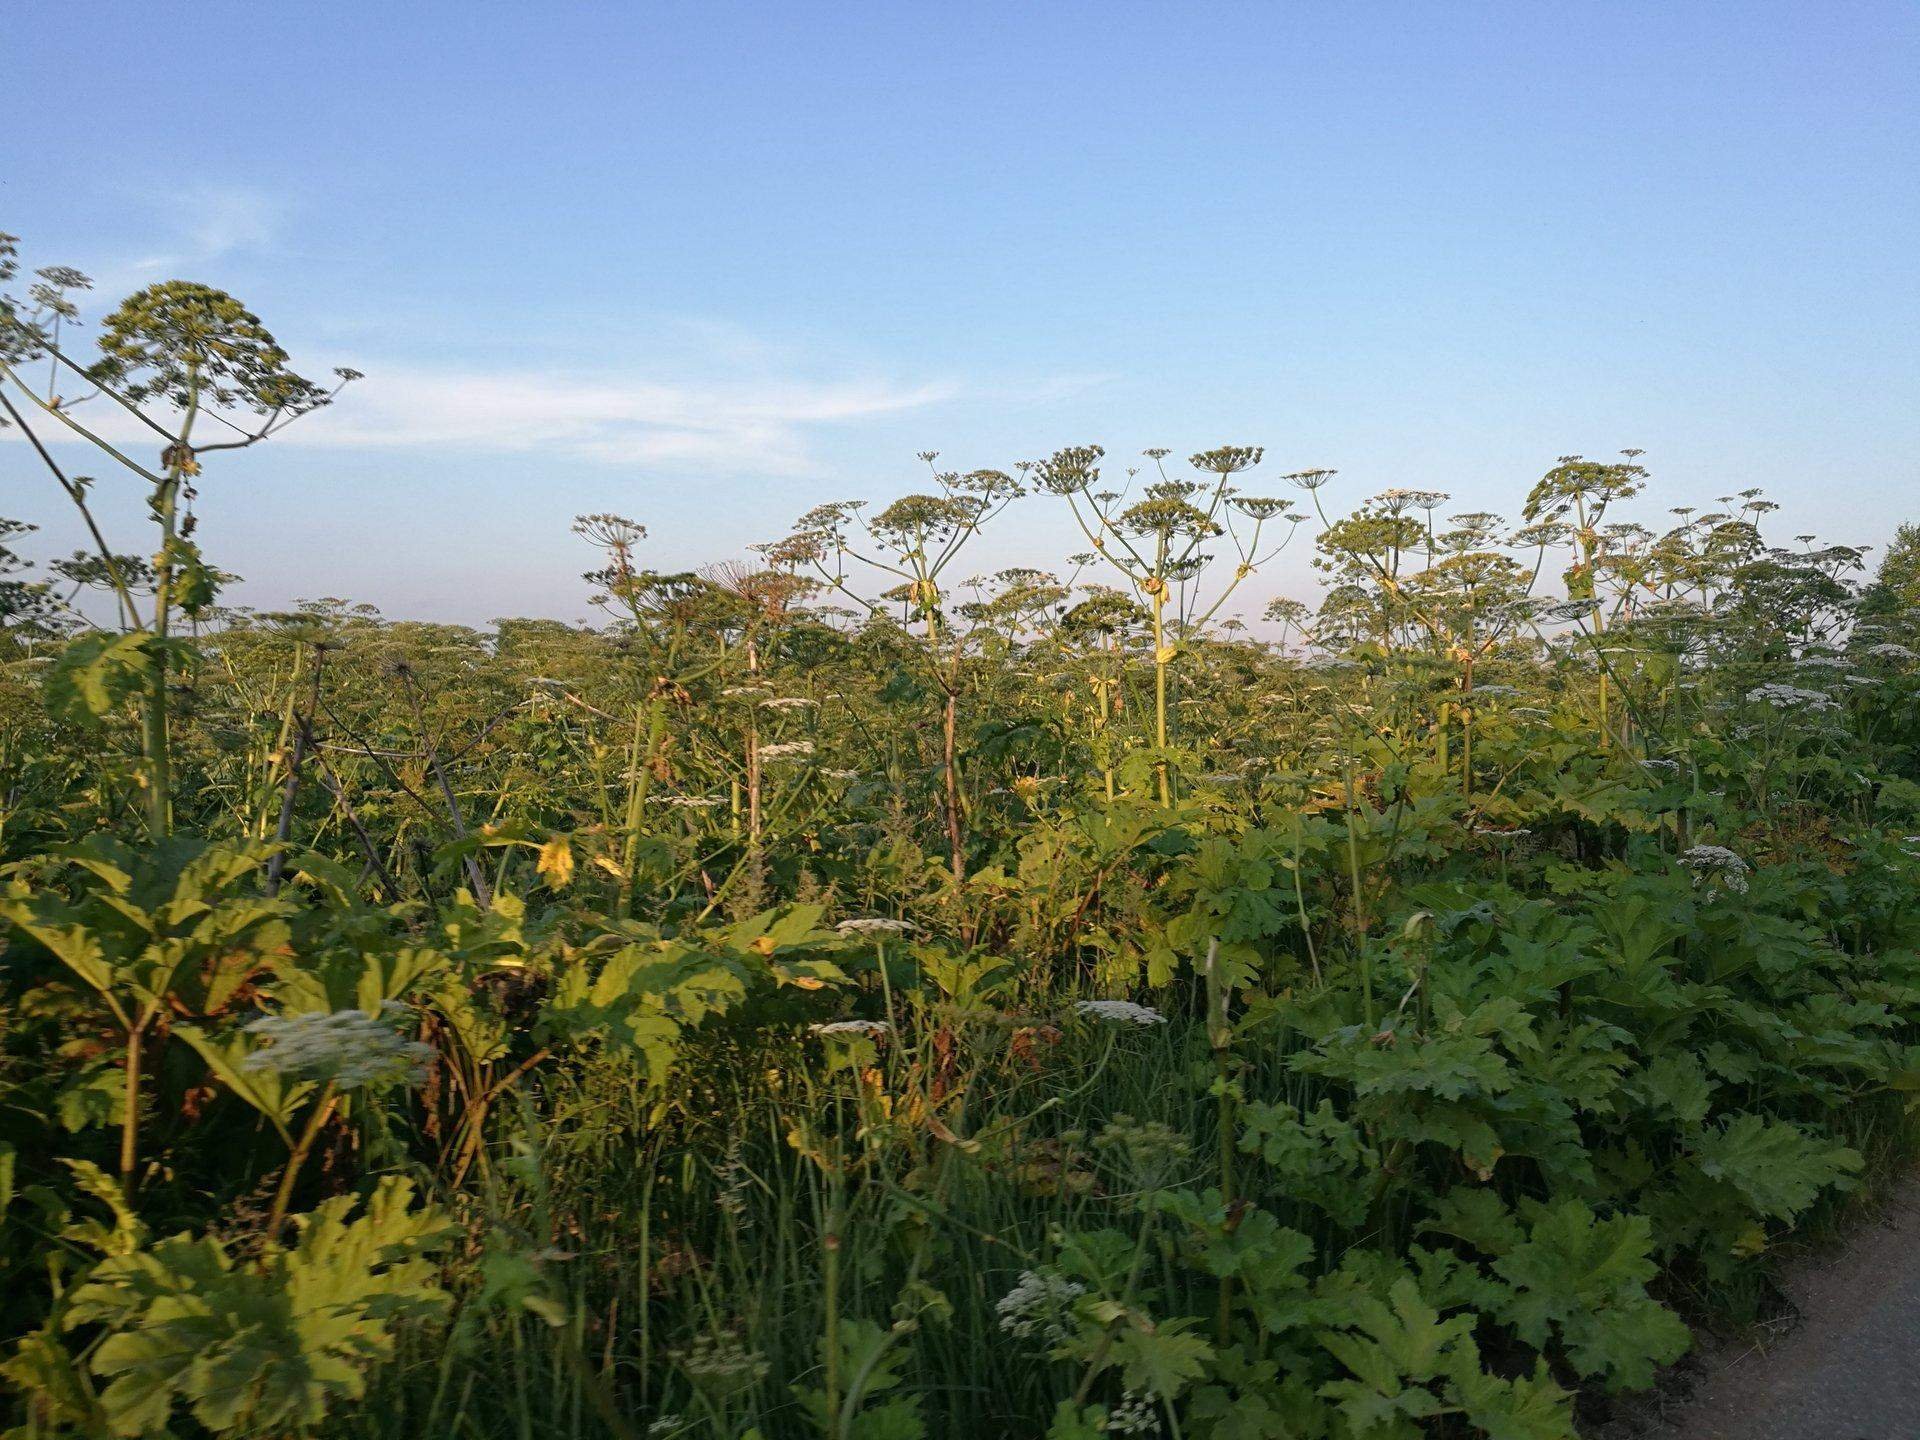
[283,364,960,473]
[86,185,285,293]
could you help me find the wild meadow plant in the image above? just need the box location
[2,230,1920,1436]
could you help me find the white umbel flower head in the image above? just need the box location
[835,917,916,936]
[1075,999,1168,1026]
[1745,683,1839,713]
[242,1002,432,1089]
[807,1019,890,1040]
[995,1267,1087,1344]
[1104,1392,1164,1436]
[758,741,815,760]
[1680,844,1751,894]
[1539,598,1601,623]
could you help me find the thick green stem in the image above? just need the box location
[823,1173,844,1436]
[1151,584,1170,807]
[267,1081,340,1238]
[119,1019,147,1201]
[1342,744,1373,1025]
[1204,938,1235,1344]
[620,694,671,905]
[141,475,180,838]
[141,384,201,838]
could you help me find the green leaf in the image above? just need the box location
[1690,1114,1862,1222]
[1109,1318,1214,1401]
[65,1177,455,1438]
[176,1026,314,1147]
[1317,1277,1473,1434]
[44,631,160,727]
[1630,1052,1714,1126]
[1489,1200,1690,1390]
[1449,1354,1578,1440]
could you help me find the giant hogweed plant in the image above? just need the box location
[0,233,353,840]
[1037,444,1305,806]
[774,457,1025,890]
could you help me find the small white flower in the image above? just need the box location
[758,741,815,760]
[760,697,817,711]
[1075,999,1167,1026]
[720,685,768,698]
[820,767,860,780]
[1865,642,1914,660]
[652,795,723,808]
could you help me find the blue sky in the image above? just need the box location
[6,1,1917,624]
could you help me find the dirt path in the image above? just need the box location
[1639,1178,1920,1440]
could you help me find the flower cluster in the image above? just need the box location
[1679,844,1751,894]
[835,917,915,936]
[1103,1392,1164,1435]
[242,1003,432,1089]
[672,1333,769,1390]
[1745,683,1839,713]
[760,696,816,711]
[1075,999,1167,1026]
[807,1019,890,1038]
[1094,1115,1192,1187]
[1538,598,1601,623]
[758,741,815,760]
[994,1267,1086,1345]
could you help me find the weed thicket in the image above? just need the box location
[3,237,1920,1439]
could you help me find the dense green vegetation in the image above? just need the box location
[3,237,1919,1440]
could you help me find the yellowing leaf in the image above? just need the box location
[536,837,574,890]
